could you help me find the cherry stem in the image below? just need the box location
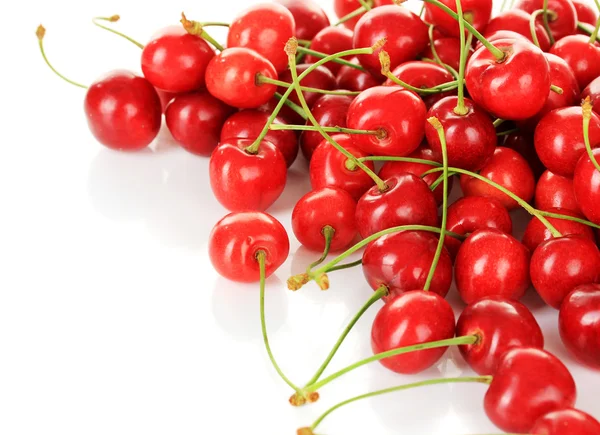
[270,124,383,136]
[578,22,600,42]
[550,84,563,94]
[542,0,555,45]
[295,46,367,71]
[591,16,600,44]
[92,15,144,49]
[529,10,555,49]
[497,127,519,136]
[334,5,368,26]
[493,118,505,127]
[358,155,442,166]
[257,75,361,96]
[427,25,460,78]
[307,226,335,272]
[181,13,225,51]
[419,2,426,16]
[327,258,363,272]
[274,92,308,120]
[582,97,600,173]
[257,250,301,393]
[454,0,469,115]
[36,25,88,89]
[539,210,600,230]
[200,22,230,27]
[358,0,373,10]
[500,0,510,12]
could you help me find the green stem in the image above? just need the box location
[497,128,519,136]
[270,124,381,136]
[359,155,442,166]
[334,5,367,26]
[258,75,360,95]
[542,0,555,45]
[327,259,363,272]
[200,22,230,27]
[550,84,563,94]
[296,46,366,71]
[582,98,600,173]
[500,0,509,12]
[590,16,600,44]
[385,73,459,94]
[427,25,459,78]
[274,92,308,120]
[578,22,600,42]
[454,0,468,115]
[493,118,505,128]
[529,10,545,49]
[538,210,600,230]
[430,171,458,191]
[181,13,225,51]
[358,0,373,10]
[92,16,145,49]
[307,226,335,272]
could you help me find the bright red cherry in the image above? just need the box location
[347,86,427,156]
[502,131,545,178]
[484,10,552,52]
[573,0,598,26]
[278,63,336,108]
[276,0,329,41]
[531,235,600,309]
[550,35,600,90]
[522,208,596,252]
[455,229,531,304]
[165,91,234,156]
[531,408,600,435]
[209,139,287,212]
[333,0,394,30]
[425,0,492,38]
[535,170,580,213]
[573,148,600,224]
[141,26,214,93]
[484,347,577,433]
[84,70,162,151]
[582,76,600,114]
[371,291,456,374]
[456,298,544,375]
[336,56,382,92]
[227,2,295,73]
[305,26,353,75]
[209,211,289,282]
[516,0,578,40]
[421,37,462,71]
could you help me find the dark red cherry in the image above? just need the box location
[455,229,531,304]
[502,131,545,178]
[522,207,595,252]
[421,37,462,71]
[550,34,600,89]
[484,347,577,433]
[535,170,581,213]
[425,0,492,38]
[516,0,578,40]
[484,10,552,52]
[276,0,330,40]
[531,408,600,435]
[305,26,353,75]
[141,26,215,93]
[278,63,336,108]
[336,56,382,92]
[573,0,598,26]
[582,76,600,114]
[371,291,456,374]
[573,147,600,224]
[257,95,305,125]
[333,0,394,30]
[456,298,544,375]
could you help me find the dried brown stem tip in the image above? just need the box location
[285,37,298,56]
[583,95,593,119]
[427,116,443,130]
[372,37,387,51]
[36,24,46,41]
[379,50,391,76]
[287,273,309,291]
[297,428,315,435]
[107,15,120,22]
[181,12,203,36]
[315,273,330,291]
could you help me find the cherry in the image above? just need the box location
[276,0,329,41]
[333,0,394,30]
[421,37,462,71]
[277,64,336,108]
[346,86,427,157]
[362,231,453,298]
[534,106,600,177]
[353,5,429,76]
[335,56,382,91]
[425,96,496,171]
[141,25,214,93]
[355,173,439,238]
[165,91,234,156]
[531,408,600,435]
[220,110,298,167]
[535,170,581,213]
[516,0,578,40]
[481,29,531,46]
[573,147,600,224]
[460,147,535,211]
[257,95,305,125]
[573,0,599,27]
[484,347,577,433]
[209,211,289,282]
[582,76,600,114]
[502,131,545,178]
[309,134,376,201]
[305,26,353,75]
[531,235,600,309]
[209,139,287,212]
[456,298,544,375]
[205,47,278,109]
[371,290,456,374]
[550,34,600,90]
[559,283,600,368]
[227,2,295,73]
[455,229,531,304]
[425,0,492,38]
[484,10,552,52]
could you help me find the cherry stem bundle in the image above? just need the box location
[181,13,225,51]
[92,15,144,49]
[258,75,360,96]
[307,226,335,272]
[274,92,309,120]
[271,124,384,137]
[582,97,600,173]
[295,46,366,71]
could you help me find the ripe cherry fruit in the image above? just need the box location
[276,0,329,41]
[484,10,552,51]
[550,35,600,90]
[336,56,382,92]
[522,208,596,252]
[531,408,600,435]
[515,0,578,40]
[305,26,353,75]
[425,0,492,38]
[535,170,581,213]
[421,36,462,71]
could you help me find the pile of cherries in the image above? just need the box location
[39,0,600,433]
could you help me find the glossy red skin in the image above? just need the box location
[257,96,305,125]
[141,26,214,93]
[502,131,545,178]
[460,147,535,210]
[522,207,595,252]
[573,0,599,26]
[425,0,492,38]
[165,91,234,156]
[466,38,550,120]
[336,56,382,92]
[582,76,600,114]
[534,106,600,177]
[535,170,581,213]
[309,134,376,201]
[209,211,289,282]
[485,347,577,433]
[421,37,462,71]
[516,0,578,40]
[455,229,531,304]
[479,30,530,48]
[300,94,354,160]
[219,110,298,167]
[84,70,162,151]
[355,174,439,238]
[227,3,295,73]
[550,35,600,89]
[333,0,394,30]
[209,139,287,212]
[205,47,278,109]
[354,5,429,76]
[347,86,427,157]
[573,148,600,224]
[276,0,329,40]
[292,187,357,252]
[278,64,336,108]
[362,231,453,298]
[531,408,600,435]
[531,236,600,309]
[425,96,497,171]
[371,291,456,374]
[305,26,353,75]
[456,298,543,375]
[484,10,551,52]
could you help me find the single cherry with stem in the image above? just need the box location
[550,30,600,90]
[531,408,600,435]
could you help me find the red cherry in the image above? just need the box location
[165,91,234,156]
[276,0,330,41]
[371,291,455,374]
[346,86,427,156]
[484,347,577,433]
[421,37,462,71]
[460,147,535,211]
[502,131,546,178]
[362,231,453,298]
[278,63,336,108]
[141,26,214,93]
[209,139,287,212]
[530,235,600,309]
[84,70,162,151]
[550,34,600,89]
[516,0,578,40]
[333,0,394,30]
[484,10,552,51]
[573,148,600,224]
[573,0,599,26]
[559,284,600,368]
[480,29,531,46]
[257,95,305,125]
[535,170,581,213]
[209,211,289,282]
[220,110,298,167]
[205,47,278,109]
[534,106,600,177]
[305,26,353,75]
[227,2,295,73]
[582,76,600,114]
[522,207,595,252]
[455,229,531,304]
[355,174,439,238]
[456,298,544,375]
[336,56,382,92]
[425,96,496,171]
[425,0,492,38]
[309,134,376,201]
[353,5,429,76]
[291,187,357,252]
[531,408,600,435]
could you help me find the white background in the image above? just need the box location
[1,1,599,434]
